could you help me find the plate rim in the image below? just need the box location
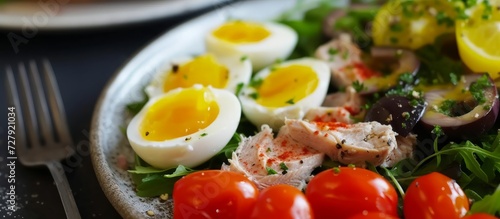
[0,0,231,30]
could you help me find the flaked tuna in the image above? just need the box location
[281,119,398,167]
[222,125,324,190]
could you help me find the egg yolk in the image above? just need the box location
[212,21,270,43]
[256,65,318,107]
[163,54,229,92]
[140,87,220,141]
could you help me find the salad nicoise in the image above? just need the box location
[125,0,500,218]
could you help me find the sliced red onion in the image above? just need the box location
[420,74,499,139]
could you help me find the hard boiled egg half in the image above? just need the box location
[205,20,298,70]
[146,53,251,97]
[127,85,241,169]
[239,58,331,130]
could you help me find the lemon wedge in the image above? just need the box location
[372,0,456,49]
[456,1,500,78]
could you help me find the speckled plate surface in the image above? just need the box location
[89,1,297,218]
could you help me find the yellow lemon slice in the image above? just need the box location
[372,0,456,49]
[456,1,500,78]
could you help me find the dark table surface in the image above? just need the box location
[0,3,235,218]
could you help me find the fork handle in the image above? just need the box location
[47,161,82,219]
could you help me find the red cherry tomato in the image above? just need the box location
[305,167,399,219]
[462,213,499,219]
[347,212,401,219]
[403,172,469,219]
[249,184,313,219]
[173,170,259,219]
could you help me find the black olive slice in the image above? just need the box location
[365,96,426,137]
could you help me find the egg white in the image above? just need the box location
[145,53,252,98]
[205,20,298,71]
[127,85,241,169]
[239,58,331,130]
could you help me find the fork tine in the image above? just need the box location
[5,66,28,156]
[18,62,40,149]
[29,60,55,145]
[42,59,73,145]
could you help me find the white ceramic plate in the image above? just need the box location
[90,0,299,218]
[0,0,230,30]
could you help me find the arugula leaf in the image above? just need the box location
[383,130,500,200]
[128,165,168,174]
[165,165,196,178]
[126,89,149,115]
[457,146,489,183]
[132,173,180,197]
[470,185,500,216]
[128,132,245,197]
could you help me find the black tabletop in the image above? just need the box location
[0,4,228,218]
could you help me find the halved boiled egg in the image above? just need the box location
[239,58,331,130]
[146,53,251,97]
[205,20,298,70]
[127,85,241,169]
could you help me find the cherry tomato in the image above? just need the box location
[305,167,399,219]
[173,170,259,219]
[347,212,400,219]
[249,184,313,219]
[462,214,500,219]
[403,172,469,219]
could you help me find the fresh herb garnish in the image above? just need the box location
[414,35,464,85]
[280,162,288,171]
[438,100,457,116]
[469,75,491,104]
[450,72,459,85]
[249,78,263,88]
[266,167,278,175]
[398,72,414,84]
[328,48,339,55]
[352,80,365,92]
[436,11,455,27]
[390,22,404,32]
[235,82,244,96]
[249,92,259,99]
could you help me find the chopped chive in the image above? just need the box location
[266,167,278,175]
[279,162,288,171]
[249,92,259,99]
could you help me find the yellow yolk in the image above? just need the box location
[257,65,318,107]
[140,87,219,141]
[213,21,271,43]
[163,54,229,92]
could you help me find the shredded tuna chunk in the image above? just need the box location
[222,125,324,190]
[382,133,417,167]
[281,119,397,167]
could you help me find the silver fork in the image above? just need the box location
[5,60,81,219]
